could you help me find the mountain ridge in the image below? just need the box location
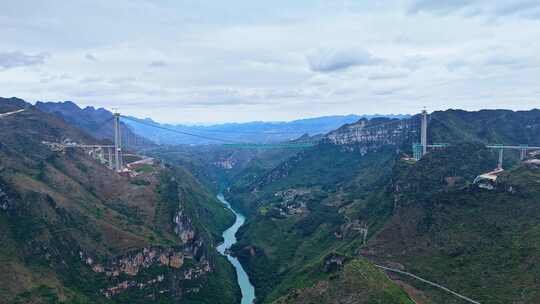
[35,100,151,148]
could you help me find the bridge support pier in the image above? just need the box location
[421,110,428,157]
[108,147,113,169]
[520,144,528,160]
[498,148,504,170]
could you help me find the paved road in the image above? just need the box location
[375,265,481,304]
[0,109,25,118]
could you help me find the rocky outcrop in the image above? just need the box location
[104,275,165,298]
[80,247,186,277]
[274,188,310,203]
[214,157,236,169]
[323,253,347,273]
[325,118,417,149]
[79,246,212,298]
[270,188,310,217]
[174,208,196,243]
[102,259,212,298]
[0,188,10,211]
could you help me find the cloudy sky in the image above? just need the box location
[1,0,539,123]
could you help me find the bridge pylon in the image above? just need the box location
[421,109,428,157]
[113,109,123,172]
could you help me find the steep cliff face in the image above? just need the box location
[325,117,418,149]
[324,109,540,150]
[0,97,239,304]
[174,208,197,243]
[0,187,12,211]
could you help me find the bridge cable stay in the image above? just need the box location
[121,114,427,150]
[120,115,247,144]
[119,115,319,148]
[149,123,307,135]
[222,116,420,148]
[123,115,417,136]
[115,112,429,166]
[119,110,433,153]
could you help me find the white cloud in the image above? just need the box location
[0,1,538,123]
[148,60,166,68]
[85,53,97,61]
[306,48,383,73]
[0,51,49,69]
[408,0,540,19]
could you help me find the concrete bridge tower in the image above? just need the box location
[113,110,123,171]
[421,109,428,157]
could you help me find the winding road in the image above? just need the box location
[0,109,25,118]
[375,265,481,304]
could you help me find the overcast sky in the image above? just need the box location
[1,0,539,123]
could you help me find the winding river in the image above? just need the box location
[216,194,256,304]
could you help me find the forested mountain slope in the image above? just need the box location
[148,144,303,195]
[226,109,540,304]
[228,143,412,303]
[364,147,540,304]
[428,109,540,145]
[0,97,239,304]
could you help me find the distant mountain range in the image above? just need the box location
[34,100,410,145]
[123,114,410,145]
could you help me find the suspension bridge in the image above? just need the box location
[123,109,537,170]
[3,107,538,174]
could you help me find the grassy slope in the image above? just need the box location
[273,258,414,304]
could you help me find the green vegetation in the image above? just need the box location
[273,258,414,304]
[3,99,540,304]
[366,161,540,304]
[134,164,154,173]
[0,98,239,303]
[223,109,540,304]
[227,144,400,302]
